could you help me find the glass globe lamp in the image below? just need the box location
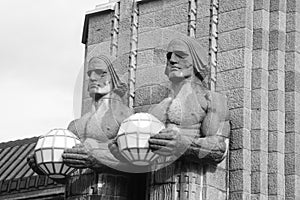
[34,129,81,179]
[116,113,165,166]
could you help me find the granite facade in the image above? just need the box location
[80,0,300,199]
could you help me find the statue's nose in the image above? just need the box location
[170,53,178,64]
[89,71,97,80]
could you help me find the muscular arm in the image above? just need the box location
[185,92,230,163]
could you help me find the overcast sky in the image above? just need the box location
[0,0,108,142]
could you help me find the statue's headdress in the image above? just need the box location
[167,37,209,81]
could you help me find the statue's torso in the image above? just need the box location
[150,82,208,137]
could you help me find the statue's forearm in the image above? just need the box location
[184,135,227,163]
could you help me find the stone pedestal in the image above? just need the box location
[65,169,130,200]
[148,158,227,200]
[66,168,147,200]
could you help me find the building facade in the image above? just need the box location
[1,0,300,199]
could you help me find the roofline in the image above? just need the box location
[0,137,38,149]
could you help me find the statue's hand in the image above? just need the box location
[149,127,192,156]
[108,139,128,163]
[62,144,97,169]
[27,153,46,175]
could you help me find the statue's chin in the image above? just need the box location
[168,70,193,83]
[168,74,191,83]
[89,85,112,101]
[168,74,184,82]
[89,92,109,101]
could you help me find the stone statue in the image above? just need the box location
[62,55,133,170]
[148,37,230,163]
[27,55,132,178]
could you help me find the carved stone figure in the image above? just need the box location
[148,37,230,163]
[27,56,132,178]
[62,55,133,170]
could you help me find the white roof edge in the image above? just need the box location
[86,1,119,15]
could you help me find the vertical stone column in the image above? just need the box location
[267,0,286,199]
[250,0,270,199]
[218,0,254,199]
[285,1,300,199]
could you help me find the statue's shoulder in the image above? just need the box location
[67,112,92,137]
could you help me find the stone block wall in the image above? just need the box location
[80,0,300,199]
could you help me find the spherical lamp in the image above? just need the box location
[116,113,165,166]
[34,129,81,179]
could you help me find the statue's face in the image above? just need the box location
[87,59,111,97]
[166,39,193,82]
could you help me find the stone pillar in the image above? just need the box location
[218,0,254,199]
[285,1,300,199]
[250,0,270,199]
[268,0,286,199]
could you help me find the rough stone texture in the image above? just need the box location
[218,48,252,72]
[269,30,286,51]
[251,109,268,130]
[285,91,300,113]
[219,0,249,13]
[252,49,269,70]
[137,49,154,69]
[285,71,300,93]
[253,10,270,29]
[253,29,269,50]
[251,130,268,152]
[229,169,251,192]
[230,128,251,150]
[218,28,253,52]
[195,17,210,38]
[196,0,210,18]
[230,107,251,130]
[216,68,251,91]
[252,69,268,89]
[135,66,167,88]
[286,31,300,53]
[269,11,286,32]
[229,149,251,171]
[268,50,285,71]
[285,52,300,72]
[251,171,268,194]
[219,8,251,33]
[268,70,285,91]
[286,12,300,32]
[254,0,270,11]
[79,0,300,199]
[227,88,251,109]
[87,12,113,45]
[268,90,285,111]
[134,86,151,107]
[154,3,189,28]
[286,0,300,13]
[251,89,268,108]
